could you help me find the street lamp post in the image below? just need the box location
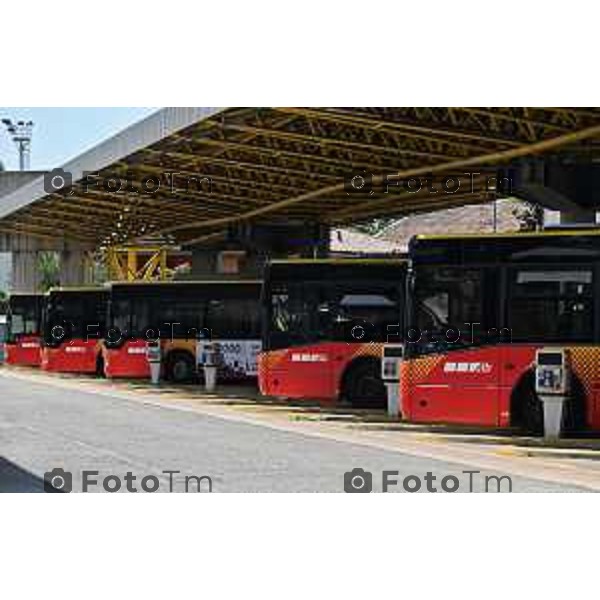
[1,118,34,171]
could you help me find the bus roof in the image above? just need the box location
[411,229,600,265]
[267,258,407,284]
[107,279,262,288]
[7,292,45,298]
[46,286,108,295]
[415,228,600,242]
[269,258,407,265]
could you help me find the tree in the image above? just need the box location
[37,252,60,291]
[353,218,394,236]
[0,289,7,315]
[512,201,544,231]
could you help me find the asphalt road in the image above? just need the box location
[0,370,587,492]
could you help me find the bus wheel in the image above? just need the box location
[511,372,542,435]
[522,385,544,436]
[166,352,195,384]
[95,354,105,378]
[341,359,386,409]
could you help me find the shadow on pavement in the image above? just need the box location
[0,457,50,493]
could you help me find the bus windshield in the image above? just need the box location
[43,290,108,344]
[408,234,600,356]
[7,295,43,341]
[265,261,405,351]
[107,281,261,343]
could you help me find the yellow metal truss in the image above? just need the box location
[3,107,600,246]
[106,246,171,281]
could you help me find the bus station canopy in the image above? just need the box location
[1,107,600,248]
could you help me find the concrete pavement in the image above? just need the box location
[0,368,593,492]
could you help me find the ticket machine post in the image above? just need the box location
[382,344,404,418]
[146,340,162,385]
[203,342,218,392]
[534,348,570,441]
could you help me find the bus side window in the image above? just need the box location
[508,268,594,342]
[206,297,258,340]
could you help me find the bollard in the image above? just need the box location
[203,342,218,392]
[534,347,570,442]
[382,344,403,418]
[146,340,162,385]
[385,382,400,418]
[539,396,566,442]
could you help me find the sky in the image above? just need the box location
[0,107,158,171]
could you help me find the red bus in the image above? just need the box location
[4,293,44,366]
[41,287,108,374]
[399,230,600,434]
[103,280,262,383]
[258,259,406,407]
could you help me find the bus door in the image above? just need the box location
[407,266,502,426]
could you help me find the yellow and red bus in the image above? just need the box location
[41,287,108,374]
[4,293,44,366]
[398,229,600,434]
[258,259,406,407]
[102,280,262,382]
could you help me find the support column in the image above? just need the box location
[2,234,95,292]
[60,247,92,286]
[11,251,41,293]
[7,234,44,293]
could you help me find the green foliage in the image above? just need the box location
[352,218,393,236]
[37,252,60,292]
[512,201,544,231]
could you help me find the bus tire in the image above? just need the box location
[563,375,587,433]
[165,351,195,384]
[510,372,543,435]
[510,370,587,436]
[340,358,386,409]
[95,353,105,378]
